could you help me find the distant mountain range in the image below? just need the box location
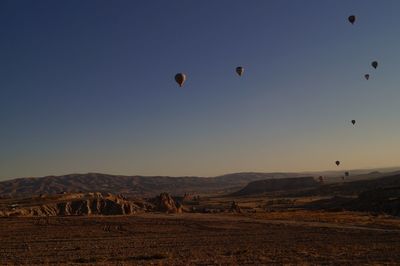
[0,167,399,198]
[0,172,302,197]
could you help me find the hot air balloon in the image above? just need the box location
[371,61,378,69]
[351,120,356,125]
[236,66,244,76]
[335,161,340,166]
[364,74,370,80]
[348,15,356,25]
[345,171,349,177]
[175,73,186,87]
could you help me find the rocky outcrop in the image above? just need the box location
[229,201,242,213]
[150,193,183,213]
[0,193,146,217]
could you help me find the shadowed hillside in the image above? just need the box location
[304,186,400,216]
[231,176,319,196]
[286,172,400,197]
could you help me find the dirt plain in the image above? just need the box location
[1,210,400,265]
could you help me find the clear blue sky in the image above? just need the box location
[1,0,400,180]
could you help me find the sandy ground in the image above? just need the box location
[1,212,400,265]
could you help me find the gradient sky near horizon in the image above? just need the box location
[1,0,400,180]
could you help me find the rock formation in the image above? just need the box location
[0,192,145,217]
[151,193,183,213]
[230,201,242,213]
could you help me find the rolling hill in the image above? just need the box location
[0,168,399,198]
[0,172,296,197]
[231,176,319,196]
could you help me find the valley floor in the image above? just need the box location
[1,212,400,265]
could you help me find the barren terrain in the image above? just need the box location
[1,171,400,264]
[1,211,400,265]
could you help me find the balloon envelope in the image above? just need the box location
[371,61,378,69]
[236,66,244,76]
[348,15,356,24]
[351,120,356,125]
[364,74,370,80]
[335,161,340,166]
[175,73,186,87]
